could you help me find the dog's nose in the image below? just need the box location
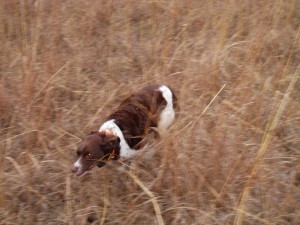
[71,165,78,173]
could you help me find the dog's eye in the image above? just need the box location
[87,153,91,157]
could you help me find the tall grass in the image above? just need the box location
[0,0,299,224]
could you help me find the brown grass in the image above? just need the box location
[0,0,299,224]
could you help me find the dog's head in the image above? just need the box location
[71,131,120,176]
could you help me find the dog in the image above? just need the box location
[71,85,177,176]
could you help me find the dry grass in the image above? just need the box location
[0,0,299,224]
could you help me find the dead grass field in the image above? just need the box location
[0,0,299,224]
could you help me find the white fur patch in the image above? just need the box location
[74,158,82,167]
[73,157,82,173]
[99,119,138,158]
[158,85,175,134]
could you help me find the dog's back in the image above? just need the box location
[107,85,177,149]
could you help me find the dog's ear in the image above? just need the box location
[99,134,120,156]
[107,135,120,147]
[99,132,106,139]
[99,131,119,142]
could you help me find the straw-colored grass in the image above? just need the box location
[0,0,299,224]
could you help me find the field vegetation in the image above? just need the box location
[0,0,299,224]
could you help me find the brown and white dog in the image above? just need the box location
[71,85,177,176]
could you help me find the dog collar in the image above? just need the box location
[96,149,119,168]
